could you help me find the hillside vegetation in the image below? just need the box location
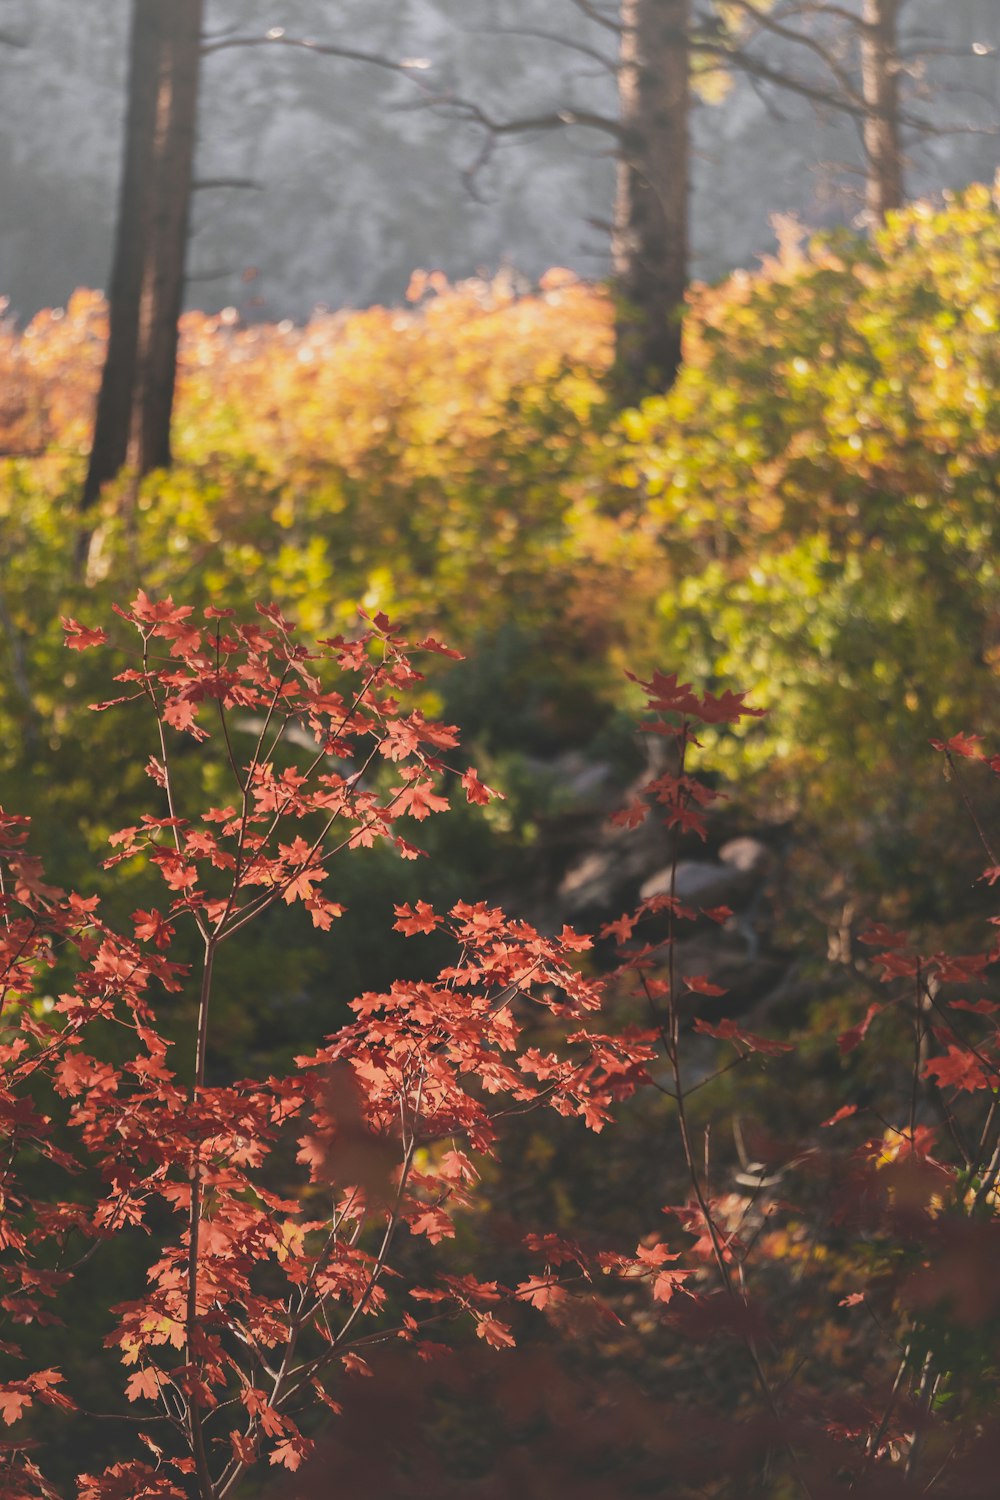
[2,185,998,927]
[2,183,1000,1497]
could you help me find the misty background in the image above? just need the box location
[2,0,998,323]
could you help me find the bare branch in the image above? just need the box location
[200,31,436,92]
[192,177,262,192]
[564,0,623,34]
[448,97,623,143]
[465,22,618,73]
[712,0,867,112]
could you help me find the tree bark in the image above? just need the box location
[83,0,203,511]
[859,0,904,222]
[611,0,690,405]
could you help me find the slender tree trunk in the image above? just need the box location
[611,0,690,405]
[859,0,904,221]
[83,0,203,512]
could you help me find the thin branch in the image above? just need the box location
[192,177,263,192]
[447,97,623,141]
[466,22,617,72]
[564,0,623,34]
[200,31,436,94]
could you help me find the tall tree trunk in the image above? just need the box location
[611,0,690,405]
[83,0,203,512]
[859,0,904,221]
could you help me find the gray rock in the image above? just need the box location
[719,837,771,875]
[640,859,751,909]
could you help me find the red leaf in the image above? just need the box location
[858,923,908,949]
[822,1104,859,1128]
[393,900,440,936]
[610,800,648,829]
[516,1279,565,1310]
[693,1017,793,1055]
[476,1316,515,1349]
[652,1269,691,1303]
[838,1003,882,1054]
[600,912,637,944]
[683,974,727,997]
[125,1368,161,1404]
[0,1387,29,1425]
[416,635,464,660]
[462,768,495,805]
[269,1437,309,1472]
[61,617,109,651]
[397,781,449,821]
[930,732,984,759]
[924,1046,994,1092]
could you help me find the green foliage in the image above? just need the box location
[620,184,1000,920]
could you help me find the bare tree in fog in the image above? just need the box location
[81,5,438,529]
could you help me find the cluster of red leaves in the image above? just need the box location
[0,600,666,1500]
[4,622,1000,1498]
[593,674,1000,1495]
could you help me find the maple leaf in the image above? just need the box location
[626,669,703,719]
[683,973,727,997]
[930,732,984,758]
[652,1269,691,1303]
[462,767,495,805]
[416,635,464,659]
[476,1316,515,1349]
[693,1017,793,1055]
[257,1405,285,1438]
[282,867,322,905]
[408,1207,455,1243]
[269,1437,309,1471]
[696,686,766,725]
[130,590,191,626]
[62,617,109,651]
[229,1430,257,1464]
[821,1104,859,1128]
[858,923,908,949]
[872,950,921,980]
[838,1003,883,1055]
[162,697,203,738]
[125,1368,161,1403]
[610,800,648,830]
[393,900,440,936]
[133,910,174,949]
[558,924,592,952]
[398,780,450,821]
[924,1046,994,1092]
[0,1386,29,1425]
[516,1278,565,1310]
[601,912,637,944]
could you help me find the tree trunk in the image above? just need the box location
[611,0,690,405]
[83,0,203,511]
[859,0,904,222]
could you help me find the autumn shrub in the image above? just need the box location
[3,602,1000,1498]
[0,597,663,1495]
[620,182,1000,928]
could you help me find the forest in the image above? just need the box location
[1,3,1000,1498]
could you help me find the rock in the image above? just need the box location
[719,837,772,874]
[639,859,752,910]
